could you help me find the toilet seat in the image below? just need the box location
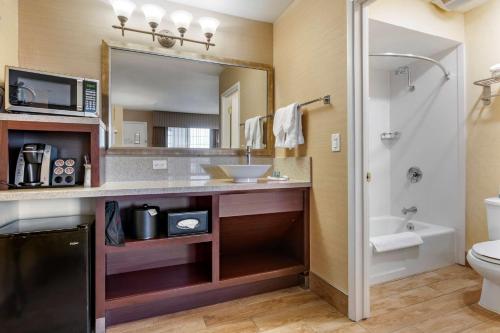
[472,240,500,265]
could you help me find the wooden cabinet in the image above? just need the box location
[219,191,304,217]
[95,188,310,327]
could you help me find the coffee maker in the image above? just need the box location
[14,144,57,187]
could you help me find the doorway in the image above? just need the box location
[348,0,466,321]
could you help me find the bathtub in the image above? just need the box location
[370,216,455,285]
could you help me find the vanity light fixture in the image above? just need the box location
[110,0,136,36]
[171,10,193,45]
[141,4,165,41]
[198,17,220,50]
[109,1,218,50]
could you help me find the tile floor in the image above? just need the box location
[108,265,500,333]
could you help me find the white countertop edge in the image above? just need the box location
[0,180,311,202]
[0,112,106,129]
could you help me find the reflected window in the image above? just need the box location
[167,127,211,148]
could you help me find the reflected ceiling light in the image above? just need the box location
[110,1,217,50]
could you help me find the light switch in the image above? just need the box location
[331,133,341,152]
[153,160,168,170]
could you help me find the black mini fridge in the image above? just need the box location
[0,215,93,333]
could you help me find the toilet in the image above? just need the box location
[467,197,500,314]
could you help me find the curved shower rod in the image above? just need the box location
[370,52,451,80]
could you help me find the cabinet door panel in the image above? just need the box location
[219,190,303,217]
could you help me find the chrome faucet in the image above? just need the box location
[402,206,418,215]
[246,146,252,165]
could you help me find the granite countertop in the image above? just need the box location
[0,179,311,202]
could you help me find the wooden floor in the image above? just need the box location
[108,265,500,333]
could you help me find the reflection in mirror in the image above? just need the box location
[109,49,268,150]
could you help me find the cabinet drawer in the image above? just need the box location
[219,190,304,217]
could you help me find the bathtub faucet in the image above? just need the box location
[402,206,418,215]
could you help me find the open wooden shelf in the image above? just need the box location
[220,250,304,282]
[0,119,101,190]
[106,263,212,301]
[105,233,213,254]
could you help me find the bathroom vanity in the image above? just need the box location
[93,41,311,327]
[0,37,312,331]
[95,186,310,327]
[0,178,311,330]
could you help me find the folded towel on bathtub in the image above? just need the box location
[371,232,423,253]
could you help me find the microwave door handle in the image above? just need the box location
[76,79,83,111]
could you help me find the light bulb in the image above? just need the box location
[110,0,136,21]
[198,17,220,37]
[170,10,193,37]
[110,0,135,36]
[141,4,166,30]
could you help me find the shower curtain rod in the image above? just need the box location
[370,52,450,80]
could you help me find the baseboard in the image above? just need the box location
[310,272,348,316]
[465,251,471,268]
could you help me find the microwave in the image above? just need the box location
[5,66,99,118]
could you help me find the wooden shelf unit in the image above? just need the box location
[95,188,309,327]
[106,263,213,305]
[0,119,102,190]
[105,233,213,254]
[220,251,305,282]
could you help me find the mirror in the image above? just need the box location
[103,41,273,155]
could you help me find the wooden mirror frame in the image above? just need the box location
[101,40,274,157]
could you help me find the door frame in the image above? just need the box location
[347,0,375,321]
[347,0,467,321]
[220,82,241,149]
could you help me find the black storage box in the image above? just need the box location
[167,210,209,237]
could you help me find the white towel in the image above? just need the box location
[490,64,500,77]
[244,116,264,149]
[370,232,423,253]
[273,103,304,149]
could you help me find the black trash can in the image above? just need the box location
[133,204,160,240]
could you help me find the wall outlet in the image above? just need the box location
[331,133,341,152]
[152,160,168,170]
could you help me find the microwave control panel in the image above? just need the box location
[83,80,98,114]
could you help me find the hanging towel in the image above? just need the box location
[255,117,264,149]
[244,116,264,149]
[370,232,423,253]
[490,64,500,77]
[273,103,304,149]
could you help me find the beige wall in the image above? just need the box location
[369,0,465,42]
[465,0,500,248]
[0,0,18,85]
[219,67,268,147]
[18,0,273,80]
[274,0,348,293]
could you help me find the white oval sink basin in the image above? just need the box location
[219,165,272,183]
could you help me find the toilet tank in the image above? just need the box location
[485,197,500,240]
